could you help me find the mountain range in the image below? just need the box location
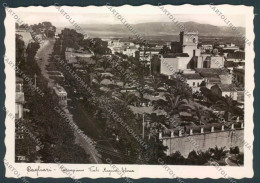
[75,21,245,38]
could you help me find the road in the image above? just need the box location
[35,39,55,88]
[61,106,102,163]
[69,95,129,163]
[35,38,102,163]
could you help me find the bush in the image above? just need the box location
[230,146,240,154]
[166,151,186,165]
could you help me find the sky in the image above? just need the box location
[11,5,246,28]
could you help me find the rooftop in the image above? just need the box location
[227,51,245,60]
[213,84,237,92]
[223,46,239,50]
[163,53,189,58]
[195,68,229,77]
[208,78,221,83]
[182,73,203,80]
[233,67,245,73]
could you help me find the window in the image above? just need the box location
[197,82,200,87]
[193,82,195,86]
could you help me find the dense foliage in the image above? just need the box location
[15,33,90,163]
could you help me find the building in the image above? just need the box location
[121,42,135,47]
[192,55,225,69]
[211,84,237,100]
[226,51,245,63]
[139,49,161,62]
[180,31,200,57]
[195,68,230,89]
[160,31,225,77]
[107,40,121,54]
[222,46,240,54]
[226,43,236,47]
[170,41,182,53]
[233,67,245,87]
[107,40,139,55]
[107,39,121,47]
[122,46,138,57]
[167,31,200,63]
[160,53,190,76]
[219,75,232,85]
[53,85,67,106]
[199,44,213,53]
[181,70,204,91]
[15,77,25,119]
[208,56,225,68]
[65,47,94,64]
[161,32,200,76]
[108,41,139,57]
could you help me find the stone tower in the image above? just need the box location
[180,31,199,57]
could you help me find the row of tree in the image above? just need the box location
[165,146,243,166]
[15,34,90,163]
[52,28,168,164]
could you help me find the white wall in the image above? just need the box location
[160,58,178,76]
[160,57,192,76]
[186,79,204,91]
[222,91,238,100]
[211,56,225,68]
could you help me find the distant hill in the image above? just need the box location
[76,21,245,38]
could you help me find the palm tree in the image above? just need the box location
[94,73,103,85]
[87,65,96,87]
[119,91,140,107]
[214,95,238,122]
[159,45,171,54]
[119,61,132,88]
[173,81,194,101]
[187,149,212,165]
[166,151,186,165]
[150,77,162,95]
[153,87,190,117]
[210,146,228,160]
[131,62,148,100]
[100,57,111,72]
[188,103,210,125]
[79,59,96,87]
